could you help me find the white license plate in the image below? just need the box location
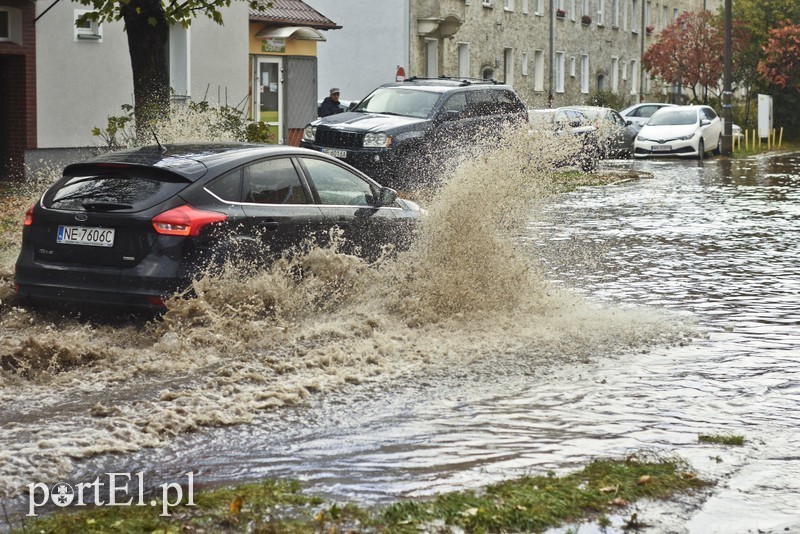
[57,225,115,247]
[322,148,347,159]
[651,144,672,152]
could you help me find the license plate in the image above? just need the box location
[57,225,115,247]
[322,148,347,159]
[651,144,672,152]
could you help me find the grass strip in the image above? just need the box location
[698,434,745,446]
[10,452,709,533]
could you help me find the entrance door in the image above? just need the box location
[253,57,282,144]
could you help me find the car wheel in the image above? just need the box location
[697,139,705,160]
[712,135,722,156]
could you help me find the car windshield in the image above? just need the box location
[648,109,698,126]
[353,88,441,119]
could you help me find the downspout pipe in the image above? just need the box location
[548,0,554,106]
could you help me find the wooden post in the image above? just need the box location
[779,127,784,149]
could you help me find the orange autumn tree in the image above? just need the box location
[643,11,731,103]
[757,21,800,94]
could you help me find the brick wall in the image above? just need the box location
[0,0,36,180]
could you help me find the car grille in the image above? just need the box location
[316,128,364,149]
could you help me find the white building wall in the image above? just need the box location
[189,5,249,108]
[35,1,249,149]
[35,0,133,148]
[304,0,410,103]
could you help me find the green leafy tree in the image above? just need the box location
[729,0,800,124]
[77,0,267,137]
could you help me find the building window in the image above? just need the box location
[504,48,514,86]
[645,1,651,26]
[458,43,470,78]
[570,57,576,77]
[482,0,493,7]
[661,5,668,29]
[612,0,619,27]
[597,0,605,25]
[170,25,190,100]
[522,52,529,76]
[581,54,590,93]
[0,10,8,40]
[621,60,627,80]
[533,50,545,91]
[582,0,590,16]
[535,0,544,15]
[611,57,619,92]
[570,0,577,20]
[630,59,639,95]
[522,0,529,14]
[631,0,638,33]
[504,0,514,11]
[556,51,565,93]
[74,9,103,41]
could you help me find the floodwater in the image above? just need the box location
[1,147,799,533]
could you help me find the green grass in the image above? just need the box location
[10,453,710,533]
[698,434,745,446]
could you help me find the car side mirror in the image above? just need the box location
[626,119,633,126]
[374,187,397,207]
[700,119,711,126]
[348,102,358,111]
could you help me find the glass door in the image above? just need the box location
[253,57,282,144]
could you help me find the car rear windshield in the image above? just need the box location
[353,88,441,119]
[44,171,189,212]
[648,110,697,126]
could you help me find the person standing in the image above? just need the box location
[318,88,344,117]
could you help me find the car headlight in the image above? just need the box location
[676,133,695,141]
[363,132,392,148]
[637,136,655,143]
[303,125,316,141]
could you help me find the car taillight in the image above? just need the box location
[151,205,228,237]
[24,204,35,226]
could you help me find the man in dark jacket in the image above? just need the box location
[318,87,344,117]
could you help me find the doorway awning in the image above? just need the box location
[255,25,326,41]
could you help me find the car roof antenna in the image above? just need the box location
[151,127,166,153]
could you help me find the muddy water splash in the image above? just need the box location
[0,127,694,496]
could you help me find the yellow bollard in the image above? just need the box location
[779,127,784,149]
[745,129,749,151]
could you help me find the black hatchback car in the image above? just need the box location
[301,77,528,189]
[14,143,422,310]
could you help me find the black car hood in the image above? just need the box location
[314,111,428,133]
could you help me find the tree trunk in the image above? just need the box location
[121,0,170,141]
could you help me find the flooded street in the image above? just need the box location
[1,150,799,532]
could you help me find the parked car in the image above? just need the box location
[301,77,529,189]
[14,143,423,310]
[528,108,599,171]
[633,105,722,159]
[569,106,637,158]
[618,102,676,130]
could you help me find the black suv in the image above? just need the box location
[301,77,528,189]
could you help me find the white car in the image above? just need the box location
[633,105,723,159]
[619,102,676,130]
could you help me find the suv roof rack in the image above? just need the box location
[403,76,500,86]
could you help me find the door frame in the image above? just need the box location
[252,55,283,144]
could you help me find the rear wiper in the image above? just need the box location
[82,202,134,211]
